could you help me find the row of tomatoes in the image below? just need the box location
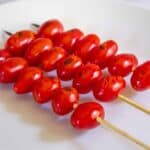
[0,19,149,129]
[2,19,149,91]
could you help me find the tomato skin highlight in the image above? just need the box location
[93,76,126,102]
[0,49,11,63]
[25,38,53,65]
[0,57,28,83]
[53,28,83,54]
[5,30,35,56]
[131,61,150,91]
[57,55,83,81]
[72,63,103,94]
[14,67,43,94]
[40,47,66,71]
[89,40,118,69]
[51,87,79,115]
[74,34,100,63]
[71,102,105,129]
[37,19,64,39]
[32,76,61,104]
[108,53,138,77]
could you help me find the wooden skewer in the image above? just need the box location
[31,23,40,28]
[3,30,12,36]
[118,94,150,115]
[96,117,150,150]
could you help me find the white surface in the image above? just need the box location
[120,0,150,10]
[0,0,150,150]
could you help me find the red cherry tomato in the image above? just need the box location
[73,63,103,93]
[25,38,53,65]
[131,61,150,91]
[108,53,138,77]
[49,77,62,97]
[53,28,83,54]
[93,76,126,102]
[40,47,66,71]
[57,55,83,81]
[37,19,64,39]
[0,49,11,63]
[0,57,28,83]
[89,40,118,69]
[51,87,79,115]
[5,30,35,56]
[71,102,104,129]
[14,67,43,94]
[74,34,100,63]
[32,76,61,104]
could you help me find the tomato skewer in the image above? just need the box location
[93,75,150,114]
[1,19,150,150]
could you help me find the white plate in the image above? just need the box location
[0,0,149,150]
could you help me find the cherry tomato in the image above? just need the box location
[73,63,103,93]
[0,57,28,83]
[108,53,138,77]
[0,49,11,63]
[14,67,43,94]
[93,76,126,102]
[25,38,53,65]
[71,102,104,129]
[32,76,61,104]
[40,47,66,71]
[89,40,118,69]
[53,28,83,54]
[49,77,62,97]
[37,19,64,39]
[131,61,150,91]
[74,34,100,63]
[57,55,83,81]
[51,87,79,115]
[5,30,35,56]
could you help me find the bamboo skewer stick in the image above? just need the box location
[31,23,40,28]
[3,30,12,36]
[96,117,150,150]
[118,94,150,115]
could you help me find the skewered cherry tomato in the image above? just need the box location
[0,49,11,63]
[5,30,35,56]
[71,102,104,129]
[74,34,100,63]
[53,28,83,54]
[40,47,66,71]
[32,76,61,104]
[37,19,64,39]
[0,57,28,83]
[108,53,138,77]
[57,55,83,81]
[14,67,43,94]
[93,76,126,102]
[89,40,118,69]
[25,38,53,65]
[51,87,79,115]
[73,63,103,93]
[131,61,150,91]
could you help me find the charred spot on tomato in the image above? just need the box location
[17,32,23,37]
[99,45,105,50]
[64,58,73,65]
